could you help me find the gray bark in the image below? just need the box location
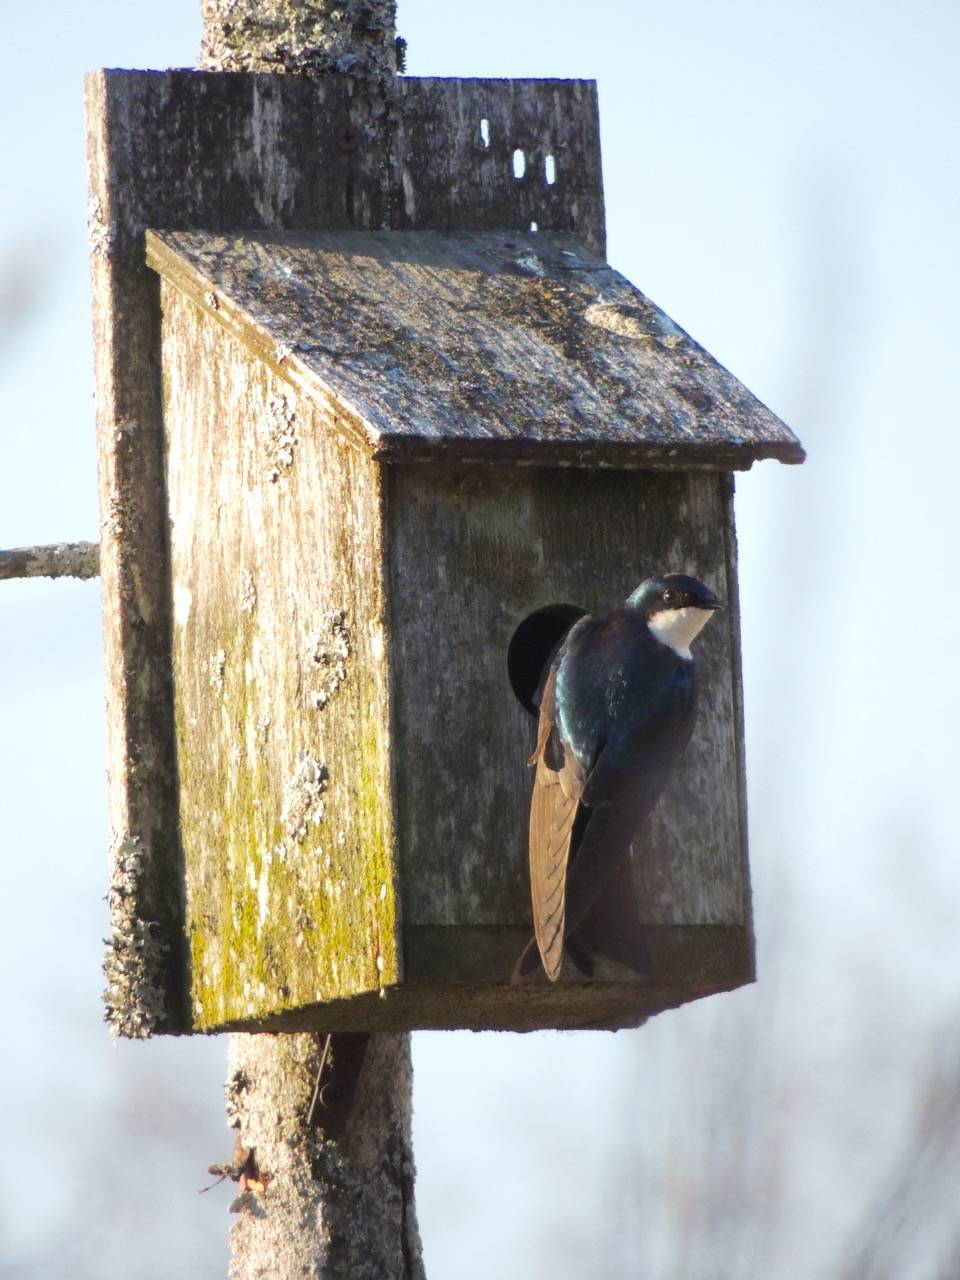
[0,541,100,580]
[200,0,399,81]
[226,1033,424,1280]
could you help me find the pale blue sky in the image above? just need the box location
[2,2,959,1275]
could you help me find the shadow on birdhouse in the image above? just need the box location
[136,226,802,1034]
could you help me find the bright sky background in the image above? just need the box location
[2,2,959,1276]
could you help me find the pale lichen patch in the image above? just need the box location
[173,581,193,626]
[306,609,351,709]
[102,834,169,1038]
[263,392,298,482]
[584,299,686,348]
[208,648,227,693]
[239,570,257,613]
[281,750,329,843]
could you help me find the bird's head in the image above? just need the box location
[626,574,722,657]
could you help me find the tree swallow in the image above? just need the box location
[512,574,721,984]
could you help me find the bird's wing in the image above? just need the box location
[522,613,696,983]
[543,623,696,978]
[528,663,588,981]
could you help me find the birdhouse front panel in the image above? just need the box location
[387,463,747,988]
[160,281,400,1030]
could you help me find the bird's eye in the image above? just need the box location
[663,588,680,606]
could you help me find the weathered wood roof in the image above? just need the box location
[147,228,803,469]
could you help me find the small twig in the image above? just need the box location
[306,1033,334,1127]
[0,541,100,581]
[305,1032,370,1138]
[201,1131,272,1202]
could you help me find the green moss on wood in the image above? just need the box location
[163,306,398,1031]
[177,601,397,1029]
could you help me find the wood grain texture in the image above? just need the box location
[721,472,755,963]
[87,71,603,244]
[162,283,398,1028]
[393,77,605,256]
[386,464,745,936]
[88,80,185,1033]
[87,68,605,1033]
[146,228,802,468]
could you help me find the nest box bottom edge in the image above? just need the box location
[167,924,752,1036]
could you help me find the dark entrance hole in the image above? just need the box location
[506,603,586,717]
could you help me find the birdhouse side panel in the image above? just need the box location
[385,464,746,945]
[160,284,399,1030]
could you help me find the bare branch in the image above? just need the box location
[0,541,100,581]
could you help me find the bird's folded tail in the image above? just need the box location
[565,844,653,977]
[511,934,545,985]
[512,808,653,984]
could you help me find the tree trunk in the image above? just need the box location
[195,4,423,1275]
[226,1033,424,1279]
[200,0,399,81]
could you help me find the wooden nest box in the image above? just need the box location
[146,225,802,1033]
[89,72,803,1036]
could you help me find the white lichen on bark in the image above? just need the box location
[102,835,168,1038]
[306,609,351,709]
[281,750,329,842]
[200,0,400,81]
[0,540,100,580]
[264,392,298,483]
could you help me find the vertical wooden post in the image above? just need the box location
[226,1032,423,1277]
[193,5,423,1275]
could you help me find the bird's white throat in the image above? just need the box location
[647,606,715,659]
